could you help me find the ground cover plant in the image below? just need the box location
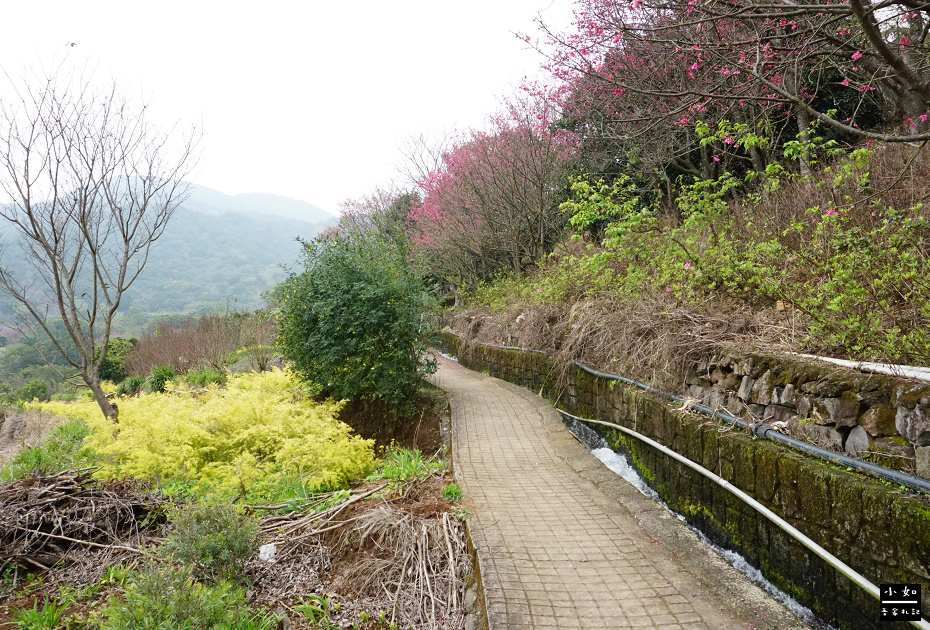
[34,369,376,504]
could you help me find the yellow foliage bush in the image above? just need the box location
[36,369,375,501]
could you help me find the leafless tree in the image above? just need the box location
[0,69,198,420]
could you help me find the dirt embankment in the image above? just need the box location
[0,410,65,465]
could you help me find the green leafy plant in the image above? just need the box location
[10,380,49,404]
[102,563,275,630]
[160,503,259,583]
[181,369,226,388]
[13,595,71,630]
[368,446,443,482]
[114,376,144,397]
[97,337,137,383]
[2,419,95,480]
[295,593,341,626]
[144,366,176,393]
[441,482,462,502]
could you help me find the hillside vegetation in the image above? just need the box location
[449,142,930,384]
[360,0,930,377]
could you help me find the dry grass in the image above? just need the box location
[451,292,800,389]
[0,470,165,585]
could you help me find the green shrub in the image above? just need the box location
[98,337,137,383]
[441,482,462,502]
[13,595,70,630]
[102,563,275,630]
[115,376,144,397]
[160,503,258,583]
[11,380,49,404]
[277,233,436,417]
[369,446,443,482]
[491,138,930,364]
[181,369,226,387]
[144,366,175,393]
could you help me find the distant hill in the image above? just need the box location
[182,184,335,224]
[0,183,338,328]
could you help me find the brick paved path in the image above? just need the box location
[431,354,811,630]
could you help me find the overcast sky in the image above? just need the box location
[0,1,574,215]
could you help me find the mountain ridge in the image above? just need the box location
[182,183,336,224]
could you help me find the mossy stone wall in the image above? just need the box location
[442,332,930,630]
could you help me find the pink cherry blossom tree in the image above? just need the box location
[535,0,930,148]
[407,92,579,290]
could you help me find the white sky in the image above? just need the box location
[0,1,574,215]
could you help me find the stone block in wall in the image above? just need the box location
[831,481,863,538]
[844,425,870,455]
[775,455,802,520]
[705,386,726,410]
[824,391,861,427]
[917,446,930,478]
[896,400,930,446]
[793,422,844,449]
[737,376,754,402]
[866,438,915,471]
[687,385,704,399]
[809,399,832,425]
[798,465,832,526]
[750,370,773,404]
[726,396,748,417]
[720,372,741,390]
[796,395,811,418]
[800,375,858,398]
[856,387,886,407]
[857,404,897,438]
[773,383,798,409]
[892,382,930,408]
[749,404,766,418]
[762,404,797,428]
[753,444,778,504]
[732,357,753,377]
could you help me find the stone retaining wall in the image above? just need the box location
[683,353,930,477]
[441,332,930,630]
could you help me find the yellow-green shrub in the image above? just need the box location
[36,369,375,501]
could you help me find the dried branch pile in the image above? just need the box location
[0,469,166,574]
[342,506,468,628]
[255,478,470,629]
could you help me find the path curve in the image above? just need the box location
[431,353,811,630]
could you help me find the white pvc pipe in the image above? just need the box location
[565,411,930,630]
[795,353,930,383]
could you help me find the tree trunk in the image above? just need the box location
[796,109,813,178]
[87,376,119,421]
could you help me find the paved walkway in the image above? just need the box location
[431,354,811,630]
